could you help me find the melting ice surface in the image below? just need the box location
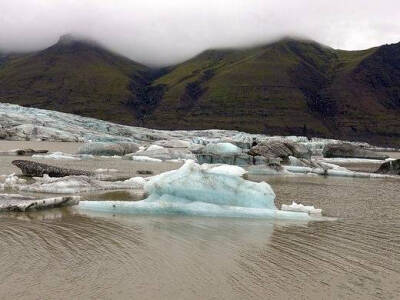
[79,161,312,220]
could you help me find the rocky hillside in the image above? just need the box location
[0,36,399,146]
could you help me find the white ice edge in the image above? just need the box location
[284,166,400,179]
[0,196,80,211]
[281,201,322,215]
[317,157,394,164]
[78,200,314,220]
[32,151,82,160]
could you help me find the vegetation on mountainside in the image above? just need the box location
[0,36,399,146]
[0,36,153,125]
[148,39,399,146]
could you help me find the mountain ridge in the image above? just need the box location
[0,36,399,146]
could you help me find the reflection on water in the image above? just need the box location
[1,174,400,299]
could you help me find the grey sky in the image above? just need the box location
[1,0,399,66]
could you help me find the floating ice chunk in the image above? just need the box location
[129,156,162,162]
[123,176,147,186]
[281,201,322,215]
[1,174,27,190]
[283,165,400,179]
[144,160,275,209]
[32,151,81,160]
[146,145,164,151]
[284,166,314,174]
[166,159,186,163]
[15,175,146,194]
[79,160,307,219]
[77,142,139,156]
[205,165,247,177]
[153,139,191,148]
[318,157,386,164]
[203,143,242,156]
[78,199,312,220]
[77,161,326,220]
[99,155,122,159]
[247,165,287,175]
[128,148,196,161]
[0,195,80,212]
[94,168,119,173]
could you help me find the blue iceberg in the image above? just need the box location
[79,161,312,220]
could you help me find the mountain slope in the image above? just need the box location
[0,37,399,146]
[0,35,158,125]
[145,39,399,146]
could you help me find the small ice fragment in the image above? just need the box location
[205,165,247,177]
[281,201,322,215]
[129,156,162,162]
[32,152,81,160]
[146,145,164,151]
[94,168,118,173]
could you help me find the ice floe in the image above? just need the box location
[205,165,247,177]
[317,157,394,164]
[0,193,80,212]
[146,145,165,151]
[202,143,243,156]
[78,160,317,220]
[281,202,322,215]
[94,168,119,173]
[11,174,146,194]
[125,148,196,162]
[77,142,139,156]
[0,174,27,190]
[128,156,163,163]
[283,165,400,179]
[32,151,82,160]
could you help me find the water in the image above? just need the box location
[0,142,400,299]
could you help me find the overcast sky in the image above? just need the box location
[0,0,399,66]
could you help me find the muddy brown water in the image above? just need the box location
[0,142,400,299]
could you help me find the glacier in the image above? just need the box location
[0,103,380,154]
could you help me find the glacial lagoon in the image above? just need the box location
[0,141,399,299]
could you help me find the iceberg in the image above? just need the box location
[318,157,387,164]
[94,168,119,173]
[126,147,196,161]
[203,143,242,156]
[15,175,146,194]
[79,160,314,220]
[205,165,247,177]
[32,151,81,160]
[0,193,80,212]
[144,160,274,208]
[0,174,27,190]
[146,145,165,151]
[128,156,162,162]
[77,142,139,156]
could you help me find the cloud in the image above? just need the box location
[0,0,399,66]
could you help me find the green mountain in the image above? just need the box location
[147,39,400,146]
[0,36,399,146]
[0,34,160,124]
